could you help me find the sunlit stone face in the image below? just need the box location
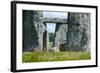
[43,11,68,18]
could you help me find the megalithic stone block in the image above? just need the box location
[23,10,48,52]
[23,10,39,51]
[55,23,68,51]
[33,11,48,51]
[67,12,91,52]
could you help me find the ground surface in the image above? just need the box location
[22,52,91,63]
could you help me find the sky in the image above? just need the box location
[43,11,67,33]
[47,23,56,33]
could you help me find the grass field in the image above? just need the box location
[22,52,91,63]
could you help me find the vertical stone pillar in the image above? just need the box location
[43,23,49,52]
[67,12,91,52]
[23,10,39,51]
[33,11,46,51]
[55,23,68,51]
[23,10,48,52]
[47,30,49,52]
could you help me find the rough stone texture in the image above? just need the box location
[23,10,39,51]
[55,24,68,50]
[43,17,67,23]
[23,10,47,52]
[47,30,49,51]
[67,12,91,52]
[33,11,46,51]
[49,47,60,52]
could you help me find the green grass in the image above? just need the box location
[22,52,91,63]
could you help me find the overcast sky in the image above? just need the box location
[44,11,67,33]
[47,23,56,33]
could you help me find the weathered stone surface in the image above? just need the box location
[33,11,50,51]
[23,10,47,52]
[43,17,67,23]
[55,24,68,51]
[49,47,60,52]
[67,12,91,52]
[23,10,39,51]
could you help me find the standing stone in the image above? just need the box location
[33,11,46,51]
[23,10,48,52]
[67,12,91,52]
[23,10,39,51]
[47,30,49,51]
[55,24,68,51]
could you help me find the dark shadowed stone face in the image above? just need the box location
[23,10,46,52]
[23,10,39,51]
